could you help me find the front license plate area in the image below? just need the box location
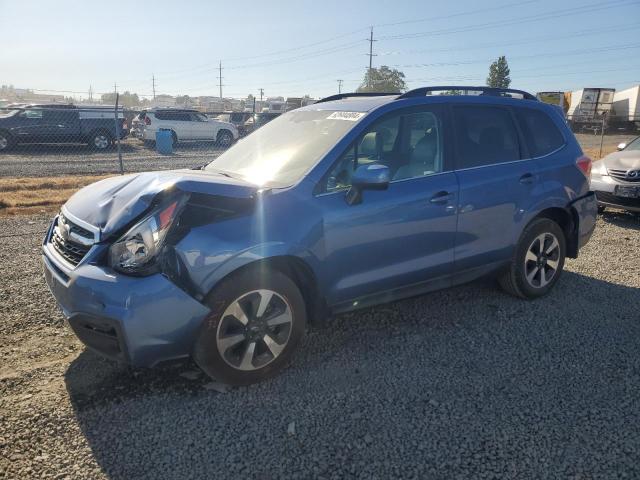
[615,185,640,198]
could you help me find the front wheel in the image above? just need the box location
[194,267,306,385]
[499,218,566,299]
[216,130,234,148]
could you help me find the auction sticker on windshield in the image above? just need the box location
[327,111,366,121]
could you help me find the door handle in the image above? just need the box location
[519,173,535,185]
[429,191,453,204]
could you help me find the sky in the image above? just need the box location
[1,0,639,100]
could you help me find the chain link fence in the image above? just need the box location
[0,103,285,178]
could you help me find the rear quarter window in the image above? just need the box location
[515,107,565,157]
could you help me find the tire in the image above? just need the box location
[597,204,606,214]
[498,218,566,299]
[193,267,307,385]
[89,130,113,151]
[0,130,14,152]
[171,131,178,147]
[216,129,234,148]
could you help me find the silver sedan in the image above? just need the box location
[591,136,640,213]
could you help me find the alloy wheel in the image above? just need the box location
[0,135,8,150]
[94,134,109,149]
[524,232,560,288]
[216,289,293,371]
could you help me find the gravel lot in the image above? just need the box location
[0,133,637,178]
[1,210,639,479]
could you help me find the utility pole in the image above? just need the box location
[88,85,93,102]
[366,27,377,88]
[259,88,264,110]
[113,82,118,94]
[337,79,343,94]
[152,74,156,99]
[218,61,224,99]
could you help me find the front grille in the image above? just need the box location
[50,216,94,266]
[608,168,640,182]
[595,191,640,208]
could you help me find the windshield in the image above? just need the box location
[625,136,640,151]
[205,110,360,187]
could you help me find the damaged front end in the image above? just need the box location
[42,170,260,366]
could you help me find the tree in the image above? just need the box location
[100,91,142,107]
[357,66,407,93]
[176,95,191,106]
[486,56,511,88]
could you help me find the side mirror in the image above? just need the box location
[617,142,627,151]
[345,164,390,205]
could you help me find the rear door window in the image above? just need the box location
[453,106,521,168]
[515,107,565,157]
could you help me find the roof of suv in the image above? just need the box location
[303,86,540,113]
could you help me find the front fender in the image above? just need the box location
[174,235,320,301]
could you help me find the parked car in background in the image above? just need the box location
[592,136,640,213]
[42,86,596,386]
[216,112,254,137]
[243,112,280,132]
[132,108,238,147]
[0,104,127,151]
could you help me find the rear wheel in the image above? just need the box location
[194,267,306,385]
[216,129,234,148]
[0,131,15,152]
[597,204,606,214]
[89,130,113,150]
[171,131,178,147]
[499,218,566,299]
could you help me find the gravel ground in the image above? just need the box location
[0,133,637,178]
[0,210,639,478]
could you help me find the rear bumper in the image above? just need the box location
[42,220,210,367]
[570,191,597,250]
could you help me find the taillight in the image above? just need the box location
[144,116,151,125]
[576,154,592,178]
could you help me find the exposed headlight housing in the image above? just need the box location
[591,160,608,176]
[108,198,183,275]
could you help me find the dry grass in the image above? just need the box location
[0,175,111,216]
[583,146,617,160]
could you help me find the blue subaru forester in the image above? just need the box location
[43,87,597,385]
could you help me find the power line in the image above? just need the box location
[373,0,539,28]
[379,0,637,41]
[379,23,639,57]
[392,42,640,70]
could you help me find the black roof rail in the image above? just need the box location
[398,86,537,101]
[315,92,399,104]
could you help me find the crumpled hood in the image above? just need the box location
[64,170,257,238]
[601,150,640,171]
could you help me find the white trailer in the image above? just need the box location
[567,88,615,132]
[611,85,640,131]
